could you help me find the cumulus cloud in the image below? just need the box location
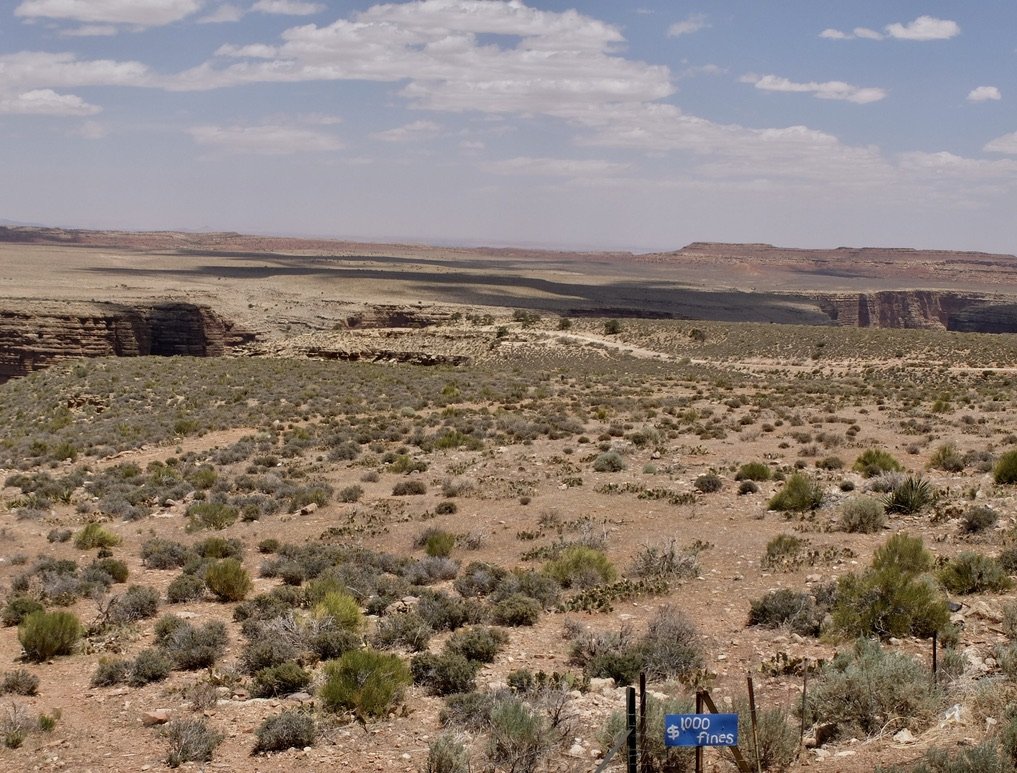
[985,132,1017,155]
[187,123,343,154]
[0,88,101,115]
[251,0,324,16]
[482,156,629,178]
[198,3,243,23]
[821,16,959,42]
[885,15,960,41]
[15,0,202,28]
[968,86,1001,103]
[371,120,442,142]
[742,74,887,104]
[667,13,708,38]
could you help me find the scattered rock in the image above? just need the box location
[141,709,171,726]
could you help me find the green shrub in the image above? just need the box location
[159,619,229,670]
[392,480,427,496]
[313,591,362,632]
[141,538,192,569]
[487,696,560,772]
[603,319,622,335]
[18,610,81,661]
[251,661,312,698]
[129,648,172,686]
[994,450,1017,484]
[694,473,723,493]
[435,500,458,515]
[839,496,886,534]
[90,558,129,583]
[253,710,315,754]
[422,529,456,558]
[738,480,759,495]
[338,485,363,503]
[166,573,206,603]
[628,539,700,580]
[733,699,799,772]
[543,546,616,588]
[768,473,823,512]
[91,657,130,687]
[185,502,238,531]
[883,476,935,515]
[310,629,361,661]
[748,589,823,636]
[962,505,999,534]
[446,626,508,664]
[371,611,433,652]
[108,584,161,624]
[805,638,941,739]
[877,743,1012,773]
[193,536,242,560]
[204,559,252,601]
[761,533,807,571]
[74,522,121,549]
[0,669,39,696]
[938,552,1014,594]
[165,717,223,768]
[602,695,693,773]
[832,535,948,639]
[592,451,625,472]
[853,448,903,478]
[411,652,479,696]
[640,605,705,682]
[454,562,508,597]
[321,649,411,718]
[928,442,965,473]
[240,632,298,674]
[2,596,44,627]
[423,731,471,773]
[735,462,771,482]
[491,594,542,626]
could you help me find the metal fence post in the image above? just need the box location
[626,686,638,773]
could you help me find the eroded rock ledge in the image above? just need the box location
[0,300,255,381]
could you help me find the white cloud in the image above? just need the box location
[251,0,324,16]
[59,24,119,36]
[885,15,959,41]
[742,74,887,104]
[198,3,243,23]
[187,123,343,154]
[985,132,1017,155]
[482,156,629,178]
[853,27,884,41]
[371,120,442,142]
[968,86,1001,103]
[15,0,202,27]
[0,88,100,115]
[819,28,848,40]
[667,13,708,38]
[75,120,109,138]
[0,51,151,90]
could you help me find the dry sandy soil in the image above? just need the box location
[3,230,1017,772]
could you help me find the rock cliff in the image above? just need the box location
[811,291,1017,332]
[0,300,255,381]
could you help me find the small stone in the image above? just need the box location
[806,574,821,583]
[299,503,318,515]
[893,728,916,744]
[142,709,171,726]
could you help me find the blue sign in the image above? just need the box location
[664,713,739,747]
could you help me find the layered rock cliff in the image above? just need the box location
[0,300,255,381]
[810,291,1017,332]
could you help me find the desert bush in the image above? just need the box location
[446,626,508,664]
[313,591,362,632]
[185,502,238,531]
[89,557,129,583]
[877,743,1012,773]
[435,500,458,515]
[320,649,411,718]
[883,476,935,515]
[694,472,723,493]
[129,648,172,686]
[602,694,693,773]
[543,546,616,588]
[748,589,824,636]
[288,483,333,513]
[641,605,705,682]
[240,632,298,674]
[733,699,799,772]
[416,590,484,632]
[0,669,39,696]
[491,569,561,608]
[251,661,312,698]
[994,450,1017,484]
[853,448,903,478]
[74,522,121,549]
[371,610,433,652]
[411,652,479,696]
[424,731,471,773]
[310,628,361,661]
[418,528,456,558]
[194,536,243,560]
[491,594,542,627]
[805,638,941,739]
[141,538,192,569]
[393,480,427,496]
[629,539,700,580]
[166,573,206,603]
[962,505,999,534]
[454,562,508,597]
[2,596,44,627]
[165,717,223,767]
[832,534,948,639]
[160,619,229,670]
[108,584,160,624]
[761,533,807,571]
[738,480,759,495]
[486,695,564,773]
[735,462,772,481]
[938,552,1013,594]
[768,473,823,512]
[253,709,315,754]
[91,657,130,687]
[204,559,252,601]
[337,485,363,503]
[592,451,625,472]
[403,556,460,585]
[18,610,81,661]
[929,442,965,472]
[838,496,886,534]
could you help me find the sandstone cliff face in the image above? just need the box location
[811,291,1017,332]
[0,301,255,381]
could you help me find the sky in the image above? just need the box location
[1,1,1016,253]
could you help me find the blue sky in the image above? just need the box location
[2,1,1016,253]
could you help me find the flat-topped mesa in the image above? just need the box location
[0,300,256,381]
